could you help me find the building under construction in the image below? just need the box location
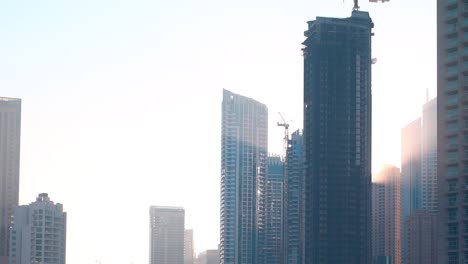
[302,10,374,264]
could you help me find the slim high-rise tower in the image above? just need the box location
[303,11,373,264]
[9,193,66,264]
[0,98,21,264]
[401,118,422,264]
[219,89,268,264]
[401,119,422,220]
[437,0,466,262]
[372,165,401,264]
[284,130,304,264]
[421,98,437,211]
[262,156,283,264]
[149,206,185,264]
[184,229,194,264]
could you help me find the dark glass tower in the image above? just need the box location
[283,130,304,264]
[220,89,268,264]
[302,11,373,264]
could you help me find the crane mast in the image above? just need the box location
[352,0,389,10]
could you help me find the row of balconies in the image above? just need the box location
[445,3,468,22]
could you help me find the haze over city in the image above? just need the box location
[0,0,434,264]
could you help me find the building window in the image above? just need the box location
[447,108,459,119]
[449,208,458,220]
[448,80,460,90]
[448,237,459,250]
[449,223,459,236]
[449,194,458,205]
[448,64,459,75]
[449,252,459,264]
[448,122,459,133]
[448,166,459,177]
[449,151,459,162]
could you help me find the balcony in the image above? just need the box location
[447,69,459,80]
[447,37,459,51]
[448,80,460,92]
[464,4,468,16]
[448,24,459,36]
[448,52,459,65]
[447,9,459,22]
[446,0,458,8]
[447,143,459,151]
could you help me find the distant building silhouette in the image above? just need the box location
[372,165,401,264]
[149,206,185,264]
[0,97,21,264]
[401,118,422,263]
[400,97,437,264]
[401,119,422,221]
[9,193,66,264]
[184,230,194,264]
[403,210,437,264]
[302,11,374,264]
[261,156,284,264]
[196,250,219,264]
[219,89,268,264]
[284,130,304,264]
[421,98,438,212]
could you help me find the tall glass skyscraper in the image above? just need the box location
[302,11,373,264]
[284,130,304,264]
[437,0,467,262]
[0,98,21,264]
[219,89,268,264]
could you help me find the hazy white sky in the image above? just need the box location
[0,0,435,263]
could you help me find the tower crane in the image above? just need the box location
[351,0,389,11]
[277,112,290,158]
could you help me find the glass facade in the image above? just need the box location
[302,11,373,264]
[284,130,304,264]
[260,156,283,264]
[219,89,268,264]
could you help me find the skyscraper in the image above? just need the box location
[196,250,219,264]
[302,11,373,264]
[372,165,401,264]
[9,193,66,264]
[284,130,304,264]
[149,206,185,264]
[401,119,422,221]
[401,118,422,264]
[437,0,466,262]
[184,230,194,264]
[261,156,283,264]
[0,97,21,264]
[421,98,437,211]
[219,89,268,264]
[403,210,437,264]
